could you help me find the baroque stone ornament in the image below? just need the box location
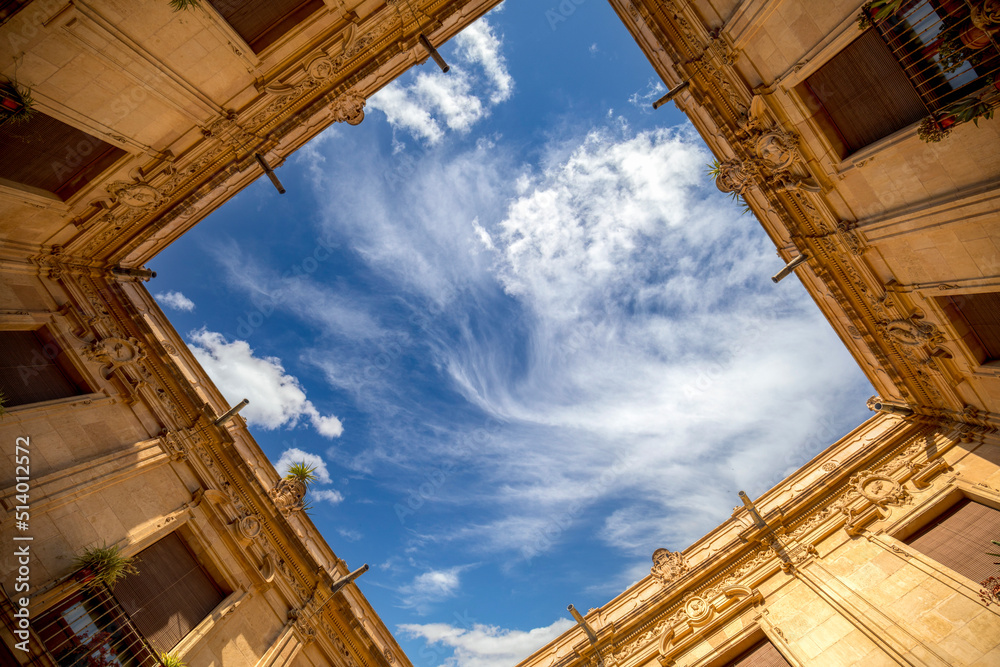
[683,595,711,622]
[107,180,164,209]
[270,477,307,515]
[882,316,942,347]
[330,93,366,125]
[651,548,688,586]
[238,514,263,540]
[714,159,752,195]
[851,470,907,508]
[754,129,798,172]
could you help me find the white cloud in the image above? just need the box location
[313,489,345,505]
[302,121,873,567]
[628,78,667,112]
[275,447,332,483]
[398,566,469,610]
[156,290,195,311]
[188,330,344,438]
[399,618,575,667]
[369,18,512,143]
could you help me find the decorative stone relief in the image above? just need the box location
[881,316,942,347]
[651,548,688,587]
[270,477,307,515]
[106,180,164,209]
[330,92,366,125]
[682,595,711,623]
[202,113,258,152]
[238,514,263,540]
[714,158,752,195]
[851,471,907,508]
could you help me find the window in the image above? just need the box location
[209,0,324,52]
[0,329,87,407]
[35,588,159,666]
[904,497,1000,583]
[937,292,1000,364]
[113,532,227,651]
[721,637,792,667]
[803,0,999,154]
[0,112,125,200]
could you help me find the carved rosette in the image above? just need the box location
[330,93,366,125]
[270,477,307,515]
[651,548,688,586]
[238,514,263,540]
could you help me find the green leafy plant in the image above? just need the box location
[0,79,35,126]
[169,0,200,10]
[918,79,999,142]
[71,543,138,589]
[0,388,8,419]
[285,462,318,486]
[160,652,187,667]
[858,0,906,29]
[706,159,751,216]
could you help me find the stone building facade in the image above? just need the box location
[512,1,1000,666]
[0,0,500,664]
[517,412,1000,667]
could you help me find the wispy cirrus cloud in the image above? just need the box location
[300,118,871,569]
[369,17,513,144]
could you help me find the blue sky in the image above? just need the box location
[149,3,874,666]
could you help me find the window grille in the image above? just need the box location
[34,585,160,666]
[870,0,999,112]
[806,0,1000,151]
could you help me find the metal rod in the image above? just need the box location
[771,253,809,283]
[738,491,769,530]
[567,604,599,645]
[419,34,450,73]
[330,563,369,595]
[214,398,249,426]
[871,401,914,417]
[652,80,689,109]
[255,153,286,194]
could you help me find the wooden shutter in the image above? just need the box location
[806,29,927,153]
[0,112,125,200]
[943,292,1000,362]
[0,330,82,406]
[723,638,792,667]
[209,0,324,52]
[905,498,1000,584]
[114,532,226,652]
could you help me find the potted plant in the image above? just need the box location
[169,0,200,10]
[71,543,138,589]
[270,462,318,514]
[161,652,187,667]
[0,79,34,126]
